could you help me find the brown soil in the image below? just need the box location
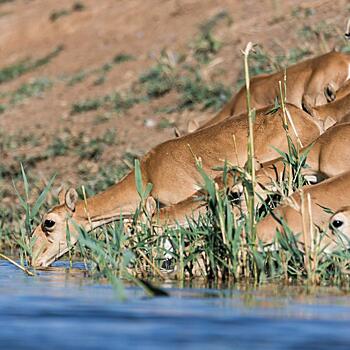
[0,0,349,206]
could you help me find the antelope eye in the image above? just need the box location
[44,219,55,229]
[331,219,343,229]
[324,85,336,102]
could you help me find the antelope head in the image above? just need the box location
[325,207,350,253]
[31,188,83,268]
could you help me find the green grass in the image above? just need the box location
[80,130,113,158]
[0,45,63,84]
[138,55,230,113]
[10,78,52,105]
[157,118,174,129]
[67,14,233,117]
[175,71,230,111]
[75,129,117,161]
[71,92,142,114]
[91,54,135,86]
[46,136,70,157]
[0,59,32,84]
[9,164,55,266]
[192,10,232,64]
[77,154,136,196]
[0,77,52,112]
[50,2,86,22]
[72,2,85,12]
[45,129,118,162]
[104,93,142,113]
[0,131,41,155]
[65,52,134,88]
[113,53,135,64]
[139,63,175,98]
[50,9,70,22]
[67,70,87,86]
[71,98,103,114]
[69,57,231,116]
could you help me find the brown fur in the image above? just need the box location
[199,51,350,130]
[261,122,350,181]
[303,81,350,126]
[157,172,350,253]
[32,104,322,267]
[155,123,350,227]
[256,171,350,252]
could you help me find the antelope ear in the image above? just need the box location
[173,127,181,138]
[58,186,67,205]
[65,188,78,211]
[187,119,199,133]
[323,116,336,130]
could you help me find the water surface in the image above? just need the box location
[1,260,350,349]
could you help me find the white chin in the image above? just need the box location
[41,246,70,267]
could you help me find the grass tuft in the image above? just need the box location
[71,98,103,114]
[139,63,175,98]
[113,53,135,64]
[175,72,230,111]
[50,2,86,22]
[192,10,232,64]
[0,45,63,84]
[10,78,52,105]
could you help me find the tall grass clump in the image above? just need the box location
[12,165,55,266]
[0,165,55,275]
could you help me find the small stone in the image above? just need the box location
[144,118,157,128]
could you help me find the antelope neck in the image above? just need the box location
[73,173,140,230]
[74,199,134,231]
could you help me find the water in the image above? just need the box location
[1,260,350,350]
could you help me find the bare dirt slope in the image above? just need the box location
[0,0,349,209]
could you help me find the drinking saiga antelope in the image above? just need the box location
[31,103,326,267]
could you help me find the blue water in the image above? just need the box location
[1,260,350,350]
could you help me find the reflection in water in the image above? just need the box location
[1,260,350,349]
